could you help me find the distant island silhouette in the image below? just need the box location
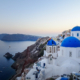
[0,34,41,41]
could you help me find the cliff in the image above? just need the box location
[11,37,49,80]
[0,34,41,41]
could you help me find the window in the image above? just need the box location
[50,47,51,53]
[69,52,72,57]
[78,51,80,57]
[54,47,55,53]
[77,33,79,37]
[62,50,63,55]
[72,33,74,36]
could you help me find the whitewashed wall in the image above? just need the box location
[46,45,57,58]
[71,31,80,40]
[59,47,80,63]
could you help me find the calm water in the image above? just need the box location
[0,40,35,80]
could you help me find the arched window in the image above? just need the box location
[72,33,74,36]
[62,50,63,55]
[69,52,72,57]
[50,47,51,53]
[54,47,55,53]
[77,33,79,37]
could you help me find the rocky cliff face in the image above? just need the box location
[4,52,13,59]
[11,37,49,80]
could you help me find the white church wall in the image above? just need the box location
[60,47,80,64]
[71,31,80,40]
[60,47,77,58]
[57,51,62,57]
[76,48,80,58]
[60,47,66,57]
[46,52,52,57]
[52,53,57,58]
[46,45,58,58]
[52,46,57,53]
[72,48,80,64]
[45,51,57,58]
[46,45,57,53]
[46,45,53,53]
[55,46,57,53]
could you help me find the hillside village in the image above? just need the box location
[12,26,80,80]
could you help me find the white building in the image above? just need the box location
[43,26,80,76]
[71,26,80,40]
[44,37,80,75]
[45,39,57,58]
[58,36,80,63]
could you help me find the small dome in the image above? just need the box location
[71,26,80,31]
[61,36,80,47]
[47,39,56,46]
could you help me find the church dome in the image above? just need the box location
[47,39,56,46]
[71,26,80,31]
[61,36,80,47]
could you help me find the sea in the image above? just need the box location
[0,40,35,80]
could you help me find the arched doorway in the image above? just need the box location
[48,54,53,64]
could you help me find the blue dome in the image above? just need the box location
[47,39,56,46]
[61,36,80,47]
[71,26,80,31]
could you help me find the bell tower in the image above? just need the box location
[45,39,57,59]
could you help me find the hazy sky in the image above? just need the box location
[0,0,80,37]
